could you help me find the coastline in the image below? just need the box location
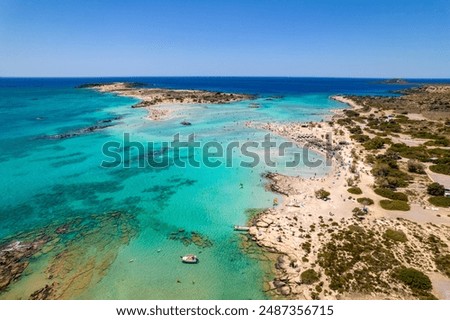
[248,93,450,300]
[82,82,255,121]
[246,103,357,299]
[2,79,449,300]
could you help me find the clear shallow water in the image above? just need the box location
[1,77,448,299]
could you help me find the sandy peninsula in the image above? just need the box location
[80,82,254,121]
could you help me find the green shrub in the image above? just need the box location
[407,159,425,174]
[376,152,401,167]
[429,150,450,160]
[351,134,370,143]
[301,269,320,284]
[388,143,430,162]
[372,162,410,188]
[427,183,445,196]
[428,196,450,208]
[337,118,353,126]
[376,177,409,189]
[347,187,363,195]
[357,197,374,205]
[429,164,450,175]
[375,188,408,201]
[380,200,410,211]
[425,137,450,147]
[344,110,360,118]
[393,267,432,291]
[383,229,407,242]
[348,125,363,134]
[363,137,387,150]
[315,188,330,200]
[411,131,441,139]
[435,254,450,277]
[352,207,367,217]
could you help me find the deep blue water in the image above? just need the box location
[3,76,448,93]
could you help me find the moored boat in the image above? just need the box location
[181,254,198,264]
[234,225,250,231]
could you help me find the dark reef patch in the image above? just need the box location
[0,210,140,299]
[38,116,122,140]
[168,229,213,248]
[51,155,89,168]
[142,178,197,207]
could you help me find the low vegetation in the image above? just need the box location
[380,200,410,211]
[427,183,445,196]
[347,187,362,195]
[350,134,370,143]
[392,267,432,291]
[407,159,425,174]
[315,188,330,200]
[357,197,374,205]
[317,225,400,294]
[428,196,450,208]
[383,229,407,243]
[371,159,410,189]
[430,163,450,175]
[352,207,368,219]
[375,188,408,201]
[300,269,320,284]
[435,254,450,278]
[363,137,388,150]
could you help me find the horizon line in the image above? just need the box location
[1,75,450,80]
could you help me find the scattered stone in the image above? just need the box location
[279,286,291,296]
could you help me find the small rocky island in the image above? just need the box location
[379,78,410,85]
[79,82,255,120]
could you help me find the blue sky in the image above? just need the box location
[0,0,449,77]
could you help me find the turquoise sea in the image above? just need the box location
[0,77,445,299]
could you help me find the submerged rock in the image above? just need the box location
[168,229,213,248]
[0,210,140,299]
[30,283,56,300]
[55,224,70,235]
[0,239,48,292]
[39,116,122,140]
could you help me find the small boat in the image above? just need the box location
[181,254,198,264]
[234,225,250,231]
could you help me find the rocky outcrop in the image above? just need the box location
[0,239,48,292]
[39,116,122,140]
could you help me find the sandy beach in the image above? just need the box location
[249,95,450,300]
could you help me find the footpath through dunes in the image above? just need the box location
[79,82,256,120]
[248,85,450,300]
